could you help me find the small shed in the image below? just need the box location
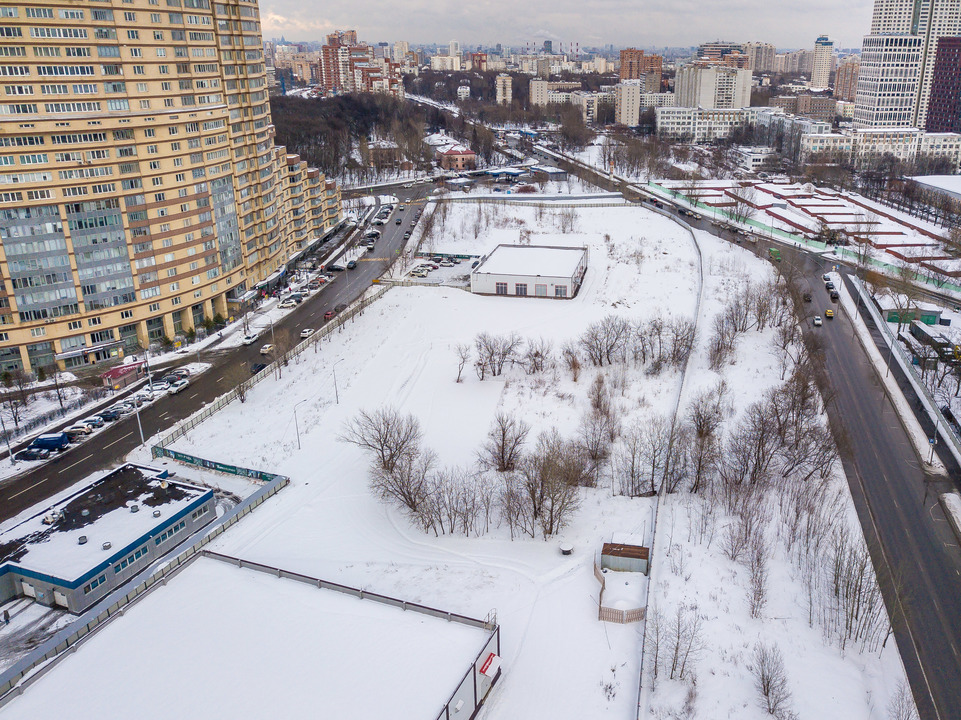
[530,165,567,182]
[100,361,145,390]
[470,244,588,299]
[600,542,650,575]
[873,293,943,325]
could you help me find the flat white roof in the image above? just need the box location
[474,244,586,279]
[0,558,492,720]
[0,465,208,581]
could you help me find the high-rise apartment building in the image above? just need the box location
[674,63,752,109]
[696,41,744,61]
[319,32,403,96]
[926,37,961,132]
[811,35,834,88]
[0,0,342,374]
[495,74,512,106]
[391,41,409,64]
[449,40,461,59]
[856,0,961,127]
[744,42,776,72]
[834,56,860,102]
[615,80,642,126]
[619,48,662,93]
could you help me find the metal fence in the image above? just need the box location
[0,387,109,449]
[153,284,393,450]
[0,469,289,706]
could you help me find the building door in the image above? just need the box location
[21,581,36,598]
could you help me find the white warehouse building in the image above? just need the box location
[471,244,588,299]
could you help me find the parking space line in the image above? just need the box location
[103,432,133,449]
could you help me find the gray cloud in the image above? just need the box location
[261,0,873,50]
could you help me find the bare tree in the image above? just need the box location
[521,337,553,375]
[614,422,646,496]
[340,406,423,474]
[515,430,583,538]
[45,364,67,409]
[580,315,631,367]
[227,364,253,403]
[887,681,919,720]
[480,411,530,472]
[455,343,471,383]
[751,643,795,718]
[747,530,770,619]
[561,341,581,382]
[667,604,704,681]
[475,331,524,377]
[371,447,436,515]
[640,413,674,494]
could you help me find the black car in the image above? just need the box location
[802,292,812,302]
[15,448,50,462]
[825,281,835,291]
[346,260,357,270]
[327,264,346,272]
[334,303,347,313]
[250,362,268,375]
[830,290,839,301]
[395,218,402,225]
[98,408,122,421]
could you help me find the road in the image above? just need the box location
[0,185,429,522]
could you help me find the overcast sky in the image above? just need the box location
[260,0,874,50]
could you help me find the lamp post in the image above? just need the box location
[0,411,14,466]
[294,398,308,450]
[134,402,145,446]
[332,358,344,405]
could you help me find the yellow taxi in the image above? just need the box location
[825,309,835,319]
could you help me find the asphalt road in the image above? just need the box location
[0,185,430,522]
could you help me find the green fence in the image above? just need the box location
[151,446,283,483]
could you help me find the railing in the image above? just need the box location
[594,562,646,624]
[0,468,289,706]
[153,284,392,451]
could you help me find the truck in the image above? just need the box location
[30,432,70,452]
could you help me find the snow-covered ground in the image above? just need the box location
[0,196,912,718]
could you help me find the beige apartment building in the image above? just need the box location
[0,0,342,374]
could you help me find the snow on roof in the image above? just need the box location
[0,464,208,581]
[873,292,943,313]
[0,558,493,720]
[473,244,587,279]
[439,144,475,155]
[911,175,961,199]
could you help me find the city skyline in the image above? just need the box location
[259,0,874,49]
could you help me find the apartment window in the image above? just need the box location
[145,128,155,138]
[121,309,133,319]
[130,48,143,58]
[169,282,179,291]
[30,327,45,337]
[495,282,507,295]
[554,285,567,298]
[133,66,145,75]
[149,160,161,170]
[128,30,140,41]
[149,302,160,312]
[88,317,102,327]
[139,100,151,109]
[124,11,137,21]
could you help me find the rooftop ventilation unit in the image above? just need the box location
[78,536,87,545]
[102,541,112,551]
[130,505,139,513]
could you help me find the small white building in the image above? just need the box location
[471,244,588,299]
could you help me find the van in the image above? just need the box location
[31,432,70,452]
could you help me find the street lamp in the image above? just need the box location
[332,358,344,405]
[0,410,15,466]
[293,398,308,450]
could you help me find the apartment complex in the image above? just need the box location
[319,31,403,96]
[811,35,834,88]
[614,81,674,126]
[926,37,961,133]
[529,79,581,106]
[674,63,752,109]
[618,48,661,93]
[744,42,776,72]
[855,0,961,128]
[834,56,860,102]
[0,0,342,374]
[800,127,961,170]
[770,94,837,123]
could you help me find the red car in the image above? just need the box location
[324,310,335,321]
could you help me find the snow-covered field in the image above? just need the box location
[1,196,912,718]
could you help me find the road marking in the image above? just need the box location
[58,455,91,474]
[8,478,47,499]
[216,375,226,383]
[188,392,199,399]
[103,432,133,449]
[158,412,169,419]
[360,257,387,262]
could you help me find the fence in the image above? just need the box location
[850,276,961,469]
[153,284,392,450]
[0,468,289,706]
[594,562,646,624]
[0,387,109,450]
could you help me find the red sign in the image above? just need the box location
[479,653,501,677]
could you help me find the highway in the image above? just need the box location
[0,185,430,522]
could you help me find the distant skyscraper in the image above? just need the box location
[619,49,662,93]
[543,40,553,54]
[496,74,513,106]
[811,35,834,88]
[926,37,961,132]
[835,56,860,102]
[855,0,961,127]
[744,42,777,72]
[449,40,461,58]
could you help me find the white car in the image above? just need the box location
[144,381,169,393]
[439,260,455,267]
[279,299,297,309]
[300,328,314,339]
[167,378,190,395]
[260,344,275,355]
[813,316,823,327]
[403,183,414,189]
[241,333,259,346]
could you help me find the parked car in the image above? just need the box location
[300,328,315,338]
[260,344,275,355]
[30,433,70,452]
[324,310,335,321]
[113,403,135,416]
[439,260,455,267]
[97,408,122,422]
[170,367,191,378]
[64,428,89,443]
[327,264,346,272]
[822,273,831,281]
[15,448,50,462]
[161,374,181,385]
[802,292,812,302]
[364,229,381,239]
[403,183,414,189]
[346,260,357,270]
[372,219,385,226]
[410,269,428,278]
[471,260,480,268]
[335,303,347,313]
[279,299,297,309]
[168,378,190,395]
[145,382,169,393]
[64,424,93,436]
[242,333,259,346]
[81,416,105,429]
[404,231,412,239]
[830,290,839,301]
[825,281,835,291]
[813,316,823,327]
[250,362,268,375]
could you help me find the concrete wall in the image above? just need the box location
[471,272,575,298]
